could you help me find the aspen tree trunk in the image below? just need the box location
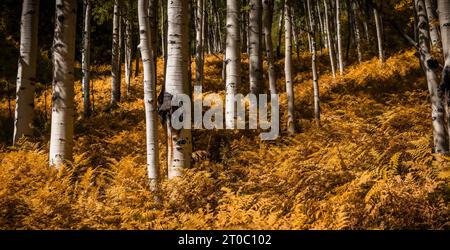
[166,0,192,178]
[352,1,362,64]
[241,0,248,53]
[149,0,157,77]
[118,10,123,89]
[438,0,450,144]
[249,0,263,95]
[425,0,441,50]
[13,0,39,144]
[81,0,91,117]
[307,0,320,126]
[336,0,344,75]
[416,0,448,153]
[138,0,160,190]
[316,1,326,50]
[276,0,285,59]
[49,0,77,167]
[263,0,277,95]
[125,2,132,95]
[111,0,121,106]
[362,0,370,41]
[373,7,384,63]
[324,0,336,78]
[225,0,241,129]
[290,8,300,62]
[195,0,204,87]
[285,0,296,134]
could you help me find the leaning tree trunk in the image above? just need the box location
[225,0,241,129]
[49,0,77,167]
[81,0,91,117]
[324,0,336,78]
[166,0,192,178]
[111,0,121,107]
[263,0,277,95]
[438,0,450,145]
[425,0,441,50]
[249,0,263,95]
[124,1,132,95]
[416,0,448,153]
[195,0,204,87]
[285,0,296,134]
[373,7,384,63]
[307,0,320,126]
[13,0,39,145]
[138,0,160,191]
[336,0,344,75]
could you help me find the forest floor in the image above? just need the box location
[0,50,449,229]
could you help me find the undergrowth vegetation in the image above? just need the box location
[1,50,449,229]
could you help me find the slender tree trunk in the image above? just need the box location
[324,0,336,78]
[138,0,160,191]
[373,7,384,63]
[316,1,326,50]
[285,0,296,134]
[111,0,121,107]
[416,0,448,153]
[425,0,441,50]
[276,0,285,59]
[249,0,263,95]
[438,0,450,146]
[49,0,77,167]
[124,1,132,95]
[291,8,300,62]
[241,0,248,53]
[225,0,241,129]
[352,1,362,64]
[81,0,91,117]
[166,0,192,178]
[195,0,204,87]
[13,0,39,144]
[263,0,277,95]
[307,0,320,126]
[336,0,344,75]
[362,0,370,41]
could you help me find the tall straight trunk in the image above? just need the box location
[373,7,384,63]
[118,9,123,89]
[13,0,39,144]
[263,0,277,95]
[49,0,77,167]
[166,0,192,178]
[438,0,450,145]
[324,0,336,77]
[425,0,441,50]
[276,0,285,59]
[362,0,370,41]
[225,0,241,129]
[352,1,362,64]
[285,0,296,134]
[249,0,263,95]
[316,0,326,50]
[291,8,300,62]
[138,0,160,190]
[416,0,448,153]
[336,0,344,75]
[307,0,320,126]
[124,2,132,95]
[241,0,248,53]
[149,0,157,77]
[111,0,121,106]
[195,0,204,87]
[81,0,91,117]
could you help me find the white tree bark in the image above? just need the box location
[373,8,385,63]
[263,0,277,95]
[249,0,263,95]
[307,0,320,126]
[111,0,121,106]
[81,0,91,117]
[195,0,204,87]
[138,0,160,191]
[13,0,39,145]
[336,0,344,75]
[425,0,441,50]
[166,0,192,179]
[416,0,448,153]
[124,1,132,95]
[49,0,77,167]
[225,0,241,129]
[285,0,296,134]
[324,0,336,78]
[438,0,450,144]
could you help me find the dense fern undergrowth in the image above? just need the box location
[0,50,449,229]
